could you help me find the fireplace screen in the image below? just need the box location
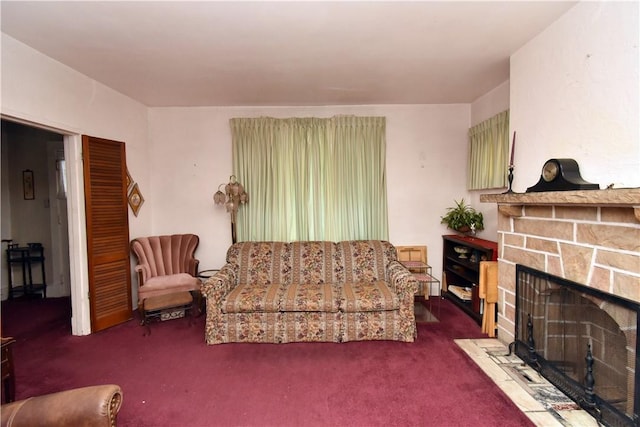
[514,265,639,427]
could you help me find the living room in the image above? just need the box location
[2,1,636,336]
[1,1,638,425]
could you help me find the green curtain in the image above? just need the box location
[230,116,389,242]
[467,110,510,190]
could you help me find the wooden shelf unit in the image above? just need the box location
[442,235,497,324]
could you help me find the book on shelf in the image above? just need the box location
[448,285,472,301]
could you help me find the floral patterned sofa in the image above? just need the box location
[201,240,417,344]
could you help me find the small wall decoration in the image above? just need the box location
[23,169,35,200]
[128,183,145,217]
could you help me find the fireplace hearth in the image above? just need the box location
[513,264,639,427]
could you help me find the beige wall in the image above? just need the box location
[147,104,472,278]
[486,0,640,342]
[1,0,638,333]
[468,80,511,241]
[1,34,151,238]
[1,32,475,324]
[470,80,510,127]
[1,34,150,334]
[509,1,639,193]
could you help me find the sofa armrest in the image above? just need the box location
[387,260,418,340]
[200,264,237,301]
[1,384,123,427]
[387,260,418,295]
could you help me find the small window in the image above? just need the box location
[467,110,509,190]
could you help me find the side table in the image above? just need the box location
[6,243,47,299]
[400,260,441,320]
[197,269,220,280]
[1,337,16,403]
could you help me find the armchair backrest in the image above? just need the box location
[1,384,123,427]
[131,234,199,279]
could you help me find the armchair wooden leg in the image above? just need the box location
[137,300,145,325]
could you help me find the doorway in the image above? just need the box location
[1,118,132,336]
[1,120,71,327]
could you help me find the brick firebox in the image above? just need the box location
[481,188,640,344]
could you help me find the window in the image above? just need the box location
[467,110,509,190]
[230,116,388,242]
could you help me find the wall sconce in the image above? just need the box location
[214,175,248,243]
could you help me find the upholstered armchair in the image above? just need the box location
[1,384,123,427]
[130,234,201,314]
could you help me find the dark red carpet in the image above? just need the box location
[1,297,533,427]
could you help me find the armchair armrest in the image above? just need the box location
[134,264,150,287]
[1,384,123,427]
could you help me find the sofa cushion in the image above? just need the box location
[222,283,283,313]
[289,241,338,284]
[280,283,340,312]
[230,242,290,285]
[339,281,399,312]
[338,241,394,283]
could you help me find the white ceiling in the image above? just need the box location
[1,1,576,107]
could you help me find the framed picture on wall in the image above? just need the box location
[128,183,144,217]
[23,169,35,200]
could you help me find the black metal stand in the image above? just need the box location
[584,344,596,408]
[231,222,237,244]
[503,165,515,194]
[230,210,238,244]
[6,242,47,299]
[527,313,537,364]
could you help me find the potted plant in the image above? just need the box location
[441,198,484,234]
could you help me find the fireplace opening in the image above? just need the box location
[513,264,639,427]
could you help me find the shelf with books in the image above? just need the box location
[442,235,497,324]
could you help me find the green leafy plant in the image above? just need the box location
[440,198,484,233]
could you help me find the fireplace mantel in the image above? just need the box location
[481,185,640,345]
[481,188,640,221]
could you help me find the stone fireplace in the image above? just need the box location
[481,188,640,425]
[515,264,638,426]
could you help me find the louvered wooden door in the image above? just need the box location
[82,135,132,332]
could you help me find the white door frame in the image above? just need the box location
[46,142,70,298]
[65,134,91,335]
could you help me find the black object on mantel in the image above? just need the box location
[502,164,515,194]
[526,158,600,193]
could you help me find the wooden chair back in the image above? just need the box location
[395,245,427,272]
